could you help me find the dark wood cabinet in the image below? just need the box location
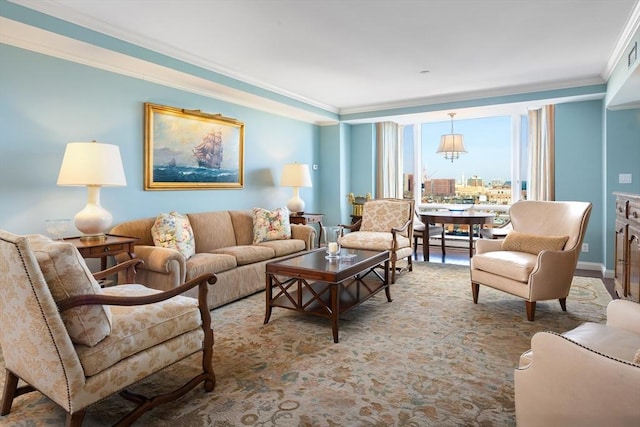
[614,193,640,302]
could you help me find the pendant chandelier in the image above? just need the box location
[436,112,467,162]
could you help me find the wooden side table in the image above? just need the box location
[65,234,139,271]
[289,213,324,247]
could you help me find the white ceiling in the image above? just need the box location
[5,0,640,123]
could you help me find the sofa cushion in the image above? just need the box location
[186,253,237,277]
[151,211,196,259]
[211,245,275,266]
[77,284,202,376]
[27,234,111,347]
[188,211,237,251]
[252,207,291,243]
[228,210,255,246]
[562,322,640,363]
[501,231,569,255]
[257,239,306,257]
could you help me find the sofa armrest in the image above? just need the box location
[291,224,316,250]
[114,245,186,286]
[607,299,640,334]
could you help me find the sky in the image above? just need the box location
[403,116,513,184]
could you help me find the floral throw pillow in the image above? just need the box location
[252,207,291,244]
[151,211,196,259]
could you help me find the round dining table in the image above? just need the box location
[420,211,495,259]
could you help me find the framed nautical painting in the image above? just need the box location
[144,102,244,190]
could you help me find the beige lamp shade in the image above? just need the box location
[280,163,312,213]
[57,141,127,240]
[57,142,127,186]
[280,163,312,188]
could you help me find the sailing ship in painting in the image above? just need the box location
[192,129,223,169]
[153,127,238,183]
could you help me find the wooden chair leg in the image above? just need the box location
[391,260,397,284]
[559,298,567,312]
[66,409,86,427]
[525,301,536,321]
[471,282,479,304]
[1,369,18,415]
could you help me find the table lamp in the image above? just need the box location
[57,141,127,241]
[280,163,312,214]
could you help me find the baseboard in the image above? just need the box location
[576,261,614,279]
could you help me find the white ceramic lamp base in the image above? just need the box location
[74,186,112,241]
[287,187,305,214]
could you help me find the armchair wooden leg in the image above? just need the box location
[471,282,479,304]
[66,409,86,427]
[559,298,567,312]
[391,260,397,284]
[1,369,18,415]
[525,301,536,321]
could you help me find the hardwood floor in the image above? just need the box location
[415,243,618,300]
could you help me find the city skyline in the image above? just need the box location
[403,115,513,183]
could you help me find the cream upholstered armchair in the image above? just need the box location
[338,198,414,284]
[470,200,592,321]
[515,299,640,426]
[0,230,216,426]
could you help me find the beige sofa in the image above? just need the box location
[110,210,315,309]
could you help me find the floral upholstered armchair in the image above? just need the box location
[0,229,216,426]
[338,198,414,283]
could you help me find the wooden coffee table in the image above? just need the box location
[264,248,390,343]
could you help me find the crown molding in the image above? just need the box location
[603,0,640,80]
[0,17,338,125]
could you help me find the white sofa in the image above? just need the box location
[515,299,640,426]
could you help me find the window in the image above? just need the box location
[404,115,518,205]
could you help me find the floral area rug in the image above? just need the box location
[0,263,611,426]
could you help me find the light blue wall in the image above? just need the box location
[0,44,320,235]
[350,124,376,197]
[555,100,604,264]
[318,124,351,226]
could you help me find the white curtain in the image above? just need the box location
[527,105,555,201]
[375,122,403,199]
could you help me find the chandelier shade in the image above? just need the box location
[436,113,467,162]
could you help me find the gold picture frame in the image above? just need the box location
[144,102,244,190]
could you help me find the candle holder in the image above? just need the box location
[323,226,341,259]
